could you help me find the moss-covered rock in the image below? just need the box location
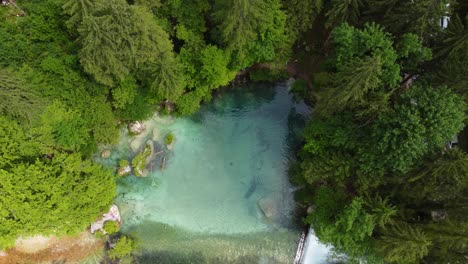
[132,145,152,176]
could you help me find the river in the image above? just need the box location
[97,81,331,263]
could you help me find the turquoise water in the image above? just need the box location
[98,82,313,263]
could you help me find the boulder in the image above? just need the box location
[431,210,447,222]
[117,165,131,177]
[258,196,279,221]
[101,149,111,159]
[128,121,146,135]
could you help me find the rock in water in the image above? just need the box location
[101,149,111,158]
[258,196,278,221]
[128,121,146,135]
[117,165,131,177]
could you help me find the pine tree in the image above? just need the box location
[326,0,364,28]
[0,69,43,124]
[317,56,384,116]
[376,223,432,264]
[63,0,94,30]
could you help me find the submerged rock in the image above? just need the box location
[152,128,161,141]
[258,196,279,221]
[101,149,111,158]
[117,165,131,177]
[128,121,146,135]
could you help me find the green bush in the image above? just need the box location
[103,221,119,234]
[108,236,135,260]
[119,159,129,168]
[290,78,308,101]
[165,132,175,145]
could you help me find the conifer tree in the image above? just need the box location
[376,224,432,264]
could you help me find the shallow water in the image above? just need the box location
[98,82,324,263]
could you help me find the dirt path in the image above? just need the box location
[0,233,104,264]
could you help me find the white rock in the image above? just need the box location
[128,121,146,135]
[101,149,111,158]
[117,165,131,177]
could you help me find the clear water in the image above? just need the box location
[97,82,316,263]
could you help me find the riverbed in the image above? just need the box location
[97,82,329,263]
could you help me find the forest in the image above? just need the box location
[0,0,467,263]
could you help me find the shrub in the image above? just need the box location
[103,221,119,234]
[108,236,135,260]
[119,159,129,168]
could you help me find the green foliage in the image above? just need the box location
[0,117,116,249]
[175,92,203,115]
[290,79,308,100]
[331,23,400,88]
[406,148,468,202]
[396,33,432,72]
[63,0,94,31]
[132,145,151,177]
[305,185,347,227]
[38,101,90,152]
[212,0,288,68]
[103,221,119,234]
[302,152,353,186]
[119,159,130,168]
[0,68,44,124]
[326,0,364,28]
[76,0,174,87]
[112,77,138,110]
[285,0,323,38]
[376,224,432,264]
[146,53,186,103]
[365,196,397,228]
[165,132,175,145]
[363,0,450,42]
[108,236,136,260]
[316,197,376,257]
[360,85,466,175]
[317,56,385,116]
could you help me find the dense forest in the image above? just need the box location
[0,0,467,263]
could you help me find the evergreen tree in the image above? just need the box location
[285,0,323,38]
[63,0,94,30]
[376,224,432,264]
[326,0,364,28]
[0,69,43,124]
[406,148,468,202]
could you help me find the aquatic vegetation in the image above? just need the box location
[164,132,175,145]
